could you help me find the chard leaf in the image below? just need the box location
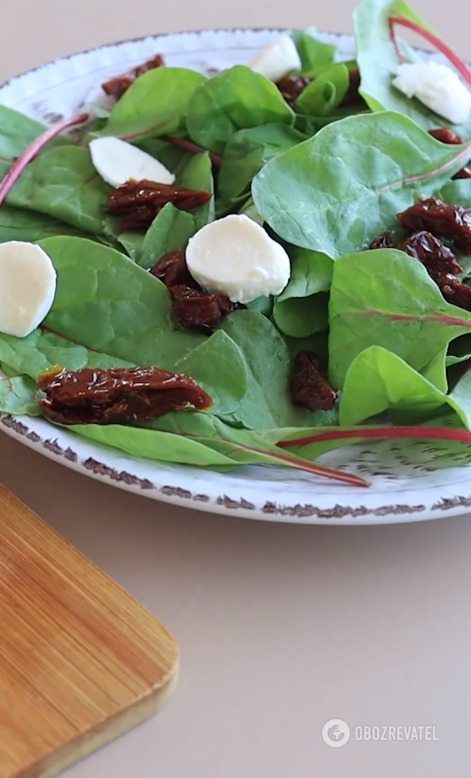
[186,66,295,155]
[329,249,471,387]
[103,67,207,138]
[353,0,471,134]
[252,112,471,257]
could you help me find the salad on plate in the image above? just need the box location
[2,0,471,488]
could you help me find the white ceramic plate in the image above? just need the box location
[1,29,470,525]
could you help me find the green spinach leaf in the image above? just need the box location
[339,346,466,426]
[0,374,41,416]
[219,310,337,429]
[329,249,471,387]
[218,123,306,208]
[139,203,198,269]
[103,67,207,138]
[252,112,471,257]
[186,66,295,155]
[273,250,332,337]
[0,206,82,243]
[291,29,336,75]
[0,105,70,160]
[6,146,108,233]
[296,63,350,116]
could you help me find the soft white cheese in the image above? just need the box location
[0,242,56,338]
[248,35,302,83]
[89,137,175,187]
[185,214,291,304]
[392,62,471,125]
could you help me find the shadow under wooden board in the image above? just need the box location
[0,484,179,778]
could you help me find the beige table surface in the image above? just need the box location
[1,1,471,776]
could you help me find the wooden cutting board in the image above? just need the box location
[0,484,179,778]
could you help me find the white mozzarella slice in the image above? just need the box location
[0,242,56,338]
[89,137,175,187]
[392,62,471,125]
[185,214,291,304]
[248,35,302,83]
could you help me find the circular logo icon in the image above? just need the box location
[322,719,351,748]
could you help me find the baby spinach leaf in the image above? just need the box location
[273,250,332,336]
[139,203,198,269]
[186,66,295,156]
[135,137,189,171]
[279,249,333,299]
[329,249,471,388]
[353,0,471,134]
[273,294,329,338]
[0,329,133,380]
[296,63,350,116]
[0,374,41,416]
[291,29,336,75]
[252,112,471,257]
[219,310,335,429]
[218,123,306,208]
[103,67,207,138]
[176,151,214,227]
[6,146,108,233]
[0,206,82,243]
[339,346,466,426]
[0,105,70,161]
[115,231,145,262]
[237,197,264,225]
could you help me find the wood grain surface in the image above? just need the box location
[0,484,179,778]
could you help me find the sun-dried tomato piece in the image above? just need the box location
[401,231,463,276]
[38,366,212,425]
[342,69,363,106]
[398,197,471,254]
[102,76,134,101]
[291,351,337,412]
[102,54,165,100]
[428,128,471,180]
[452,167,471,180]
[276,75,312,104]
[116,205,157,231]
[171,285,239,330]
[437,275,471,311]
[108,179,212,231]
[150,248,196,288]
[428,128,464,145]
[133,54,165,78]
[369,232,396,249]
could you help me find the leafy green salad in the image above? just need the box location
[3,0,471,487]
